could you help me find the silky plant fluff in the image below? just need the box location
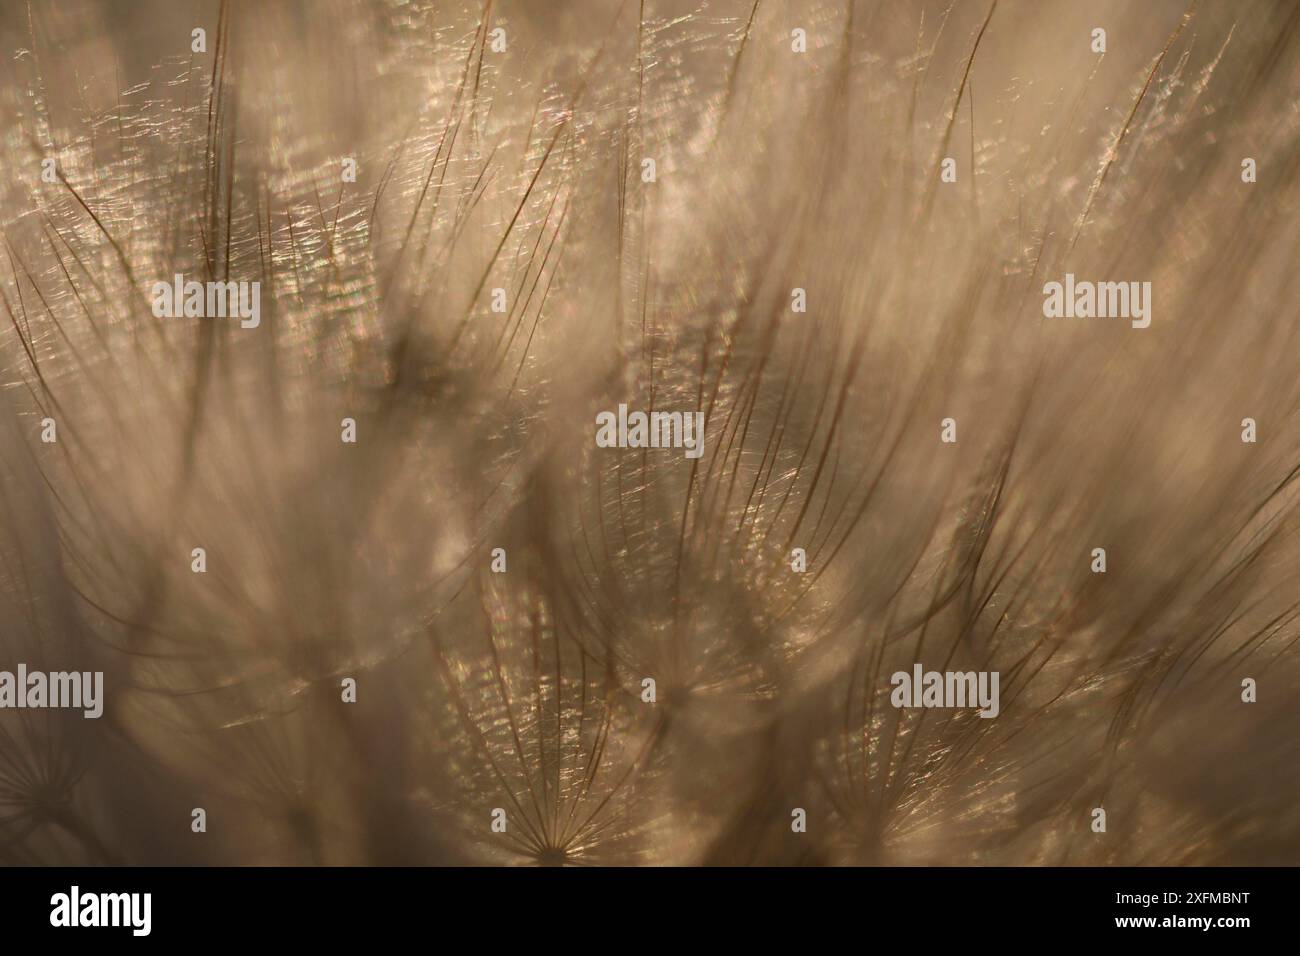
[0,0,1297,866]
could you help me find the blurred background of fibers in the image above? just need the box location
[0,0,1297,864]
